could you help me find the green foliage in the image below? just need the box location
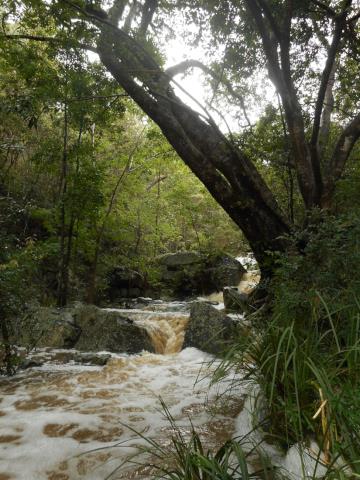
[213,213,360,475]
[0,30,245,308]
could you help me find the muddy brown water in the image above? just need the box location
[0,276,259,480]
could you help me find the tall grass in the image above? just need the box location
[102,400,271,480]
[210,212,360,476]
[213,291,360,473]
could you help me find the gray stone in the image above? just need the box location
[183,301,247,355]
[206,254,246,292]
[16,307,81,349]
[73,305,154,354]
[73,352,111,366]
[156,251,246,297]
[16,304,154,354]
[137,297,153,304]
[108,266,145,300]
[19,358,44,370]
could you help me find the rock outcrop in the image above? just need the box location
[16,304,154,354]
[223,287,250,313]
[183,301,249,355]
[158,251,246,297]
[107,266,145,300]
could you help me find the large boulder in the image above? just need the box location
[17,307,81,349]
[107,266,145,300]
[72,305,154,353]
[183,301,249,355]
[157,251,246,297]
[206,254,246,291]
[159,251,203,267]
[15,304,154,354]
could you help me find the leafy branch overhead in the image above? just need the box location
[1,0,360,273]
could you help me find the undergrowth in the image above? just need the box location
[117,215,360,479]
[212,214,360,477]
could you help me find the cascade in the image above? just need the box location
[104,306,190,354]
[0,265,260,480]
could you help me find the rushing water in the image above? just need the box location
[0,274,259,480]
[0,300,247,480]
[103,307,190,355]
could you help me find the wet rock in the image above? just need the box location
[108,266,145,300]
[223,287,249,313]
[159,251,203,267]
[73,352,111,366]
[157,251,246,297]
[206,254,246,292]
[73,305,154,354]
[16,304,154,354]
[19,358,44,370]
[16,307,81,349]
[183,301,247,355]
[136,297,153,304]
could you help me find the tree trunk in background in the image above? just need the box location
[0,309,14,376]
[57,103,69,307]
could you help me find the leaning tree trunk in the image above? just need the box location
[96,26,290,278]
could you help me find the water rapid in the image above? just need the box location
[0,301,246,480]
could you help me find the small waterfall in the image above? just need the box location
[104,307,190,354]
[238,270,261,294]
[131,312,190,354]
[205,270,261,304]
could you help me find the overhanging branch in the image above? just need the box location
[1,33,98,53]
[309,0,337,18]
[311,7,349,150]
[165,59,252,128]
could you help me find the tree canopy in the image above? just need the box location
[1,0,360,273]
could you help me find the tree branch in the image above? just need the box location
[123,0,138,33]
[256,0,283,42]
[311,9,348,150]
[309,0,337,18]
[244,0,287,97]
[165,59,252,128]
[318,60,336,157]
[1,33,98,53]
[108,0,127,26]
[322,112,360,207]
[139,0,158,36]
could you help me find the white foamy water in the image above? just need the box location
[0,348,246,480]
[205,270,261,304]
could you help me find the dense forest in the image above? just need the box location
[1,0,360,479]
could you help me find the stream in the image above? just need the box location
[0,275,259,480]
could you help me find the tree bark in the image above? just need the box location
[57,102,69,307]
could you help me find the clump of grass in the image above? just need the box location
[211,217,360,476]
[103,399,271,480]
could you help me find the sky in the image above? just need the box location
[88,8,277,134]
[163,35,277,133]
